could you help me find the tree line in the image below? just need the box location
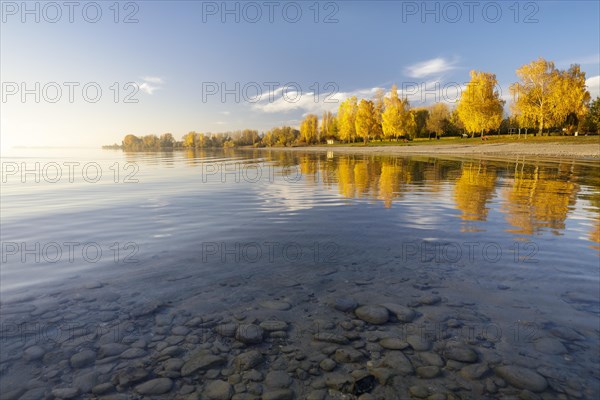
[106,58,600,151]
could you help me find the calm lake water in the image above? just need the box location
[1,148,599,399]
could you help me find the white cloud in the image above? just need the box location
[137,76,164,95]
[251,87,381,116]
[557,54,600,67]
[142,76,164,84]
[220,111,231,115]
[586,75,600,99]
[251,80,470,117]
[404,57,459,78]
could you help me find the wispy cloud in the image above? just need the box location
[251,87,382,116]
[404,57,459,78]
[557,54,600,67]
[251,82,465,118]
[142,76,164,84]
[137,76,164,95]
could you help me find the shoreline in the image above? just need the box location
[248,142,600,159]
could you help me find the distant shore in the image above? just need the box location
[252,141,600,158]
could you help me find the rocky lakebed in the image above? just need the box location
[1,258,598,400]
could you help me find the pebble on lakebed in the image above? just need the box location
[0,285,593,400]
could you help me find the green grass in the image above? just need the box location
[319,135,600,147]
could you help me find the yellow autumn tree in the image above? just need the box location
[182,132,197,148]
[355,99,378,144]
[552,65,590,133]
[426,102,451,139]
[372,88,386,141]
[510,58,590,135]
[382,84,416,140]
[457,71,505,137]
[338,96,358,143]
[300,114,319,144]
[320,111,337,141]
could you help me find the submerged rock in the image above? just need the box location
[236,324,264,344]
[204,380,233,400]
[355,305,389,325]
[380,303,416,322]
[260,300,292,311]
[333,297,358,312]
[234,350,263,371]
[181,351,226,376]
[443,345,478,363]
[494,365,548,392]
[135,378,173,395]
[379,338,409,350]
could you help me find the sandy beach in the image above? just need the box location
[254,141,600,158]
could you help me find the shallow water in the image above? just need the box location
[1,148,599,399]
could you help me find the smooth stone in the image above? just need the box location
[205,380,233,400]
[334,298,358,312]
[409,385,429,398]
[325,373,354,392]
[369,367,394,385]
[234,350,263,371]
[259,320,288,332]
[443,345,478,363]
[319,358,336,372]
[120,348,146,359]
[260,300,292,311]
[99,343,128,358]
[533,338,567,355]
[495,365,548,392]
[172,326,190,336]
[116,367,149,386]
[73,370,99,393]
[51,388,79,399]
[23,346,45,361]
[355,305,389,325]
[419,352,444,367]
[155,314,174,326]
[70,349,96,368]
[313,333,349,344]
[334,348,363,363]
[381,351,414,376]
[262,389,294,400]
[92,383,114,395]
[307,390,327,400]
[416,366,440,379]
[135,378,173,395]
[265,371,293,388]
[215,323,238,337]
[380,338,409,350]
[181,351,226,376]
[380,303,417,322]
[164,358,185,371]
[460,363,490,380]
[236,324,264,344]
[407,335,431,351]
[244,370,263,381]
[160,346,183,357]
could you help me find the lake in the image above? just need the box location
[1,148,599,399]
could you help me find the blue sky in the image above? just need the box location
[1,0,599,148]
